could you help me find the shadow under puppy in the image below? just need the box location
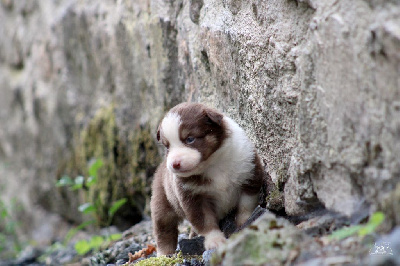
[151,102,265,256]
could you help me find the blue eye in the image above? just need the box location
[185,137,195,144]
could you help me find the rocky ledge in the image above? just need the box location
[2,207,399,266]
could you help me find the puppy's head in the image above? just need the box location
[157,103,227,176]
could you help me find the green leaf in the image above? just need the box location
[88,159,103,179]
[369,212,385,226]
[75,220,96,230]
[89,235,105,249]
[71,176,85,190]
[109,233,122,241]
[329,225,362,240]
[358,224,376,237]
[358,212,385,237]
[1,208,8,219]
[330,212,386,240]
[108,198,127,218]
[71,184,83,190]
[86,176,97,187]
[64,220,96,245]
[75,240,91,255]
[56,175,74,187]
[78,203,96,214]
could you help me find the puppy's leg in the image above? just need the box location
[236,192,259,227]
[236,153,264,227]
[151,184,180,256]
[152,209,180,256]
[203,229,226,250]
[181,193,225,250]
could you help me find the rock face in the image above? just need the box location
[213,211,308,266]
[0,0,399,244]
[286,0,400,217]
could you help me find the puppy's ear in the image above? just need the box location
[205,109,223,126]
[156,124,161,142]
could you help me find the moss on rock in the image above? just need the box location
[57,104,160,228]
[265,186,285,213]
[213,211,305,266]
[131,252,199,266]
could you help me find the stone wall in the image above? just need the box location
[0,0,399,243]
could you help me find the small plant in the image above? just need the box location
[56,158,127,255]
[329,211,385,240]
[56,158,104,191]
[0,197,24,259]
[74,233,122,255]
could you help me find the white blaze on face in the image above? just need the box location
[161,112,201,175]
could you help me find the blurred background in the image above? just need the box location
[0,0,399,264]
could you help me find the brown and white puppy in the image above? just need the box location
[150,102,264,256]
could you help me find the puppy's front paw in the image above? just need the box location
[204,230,226,250]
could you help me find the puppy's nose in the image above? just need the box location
[172,161,181,170]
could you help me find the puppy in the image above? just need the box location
[150,102,264,256]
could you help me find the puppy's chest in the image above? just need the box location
[167,170,243,218]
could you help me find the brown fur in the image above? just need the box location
[241,153,264,195]
[151,103,266,255]
[160,102,228,161]
[150,162,181,255]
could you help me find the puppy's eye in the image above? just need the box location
[185,137,196,144]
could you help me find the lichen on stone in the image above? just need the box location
[214,211,305,265]
[129,252,192,266]
[57,103,160,227]
[265,185,284,212]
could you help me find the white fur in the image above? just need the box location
[162,112,202,175]
[162,111,256,225]
[207,117,255,219]
[161,112,181,144]
[236,193,259,226]
[204,229,226,250]
[187,116,256,219]
[167,147,201,174]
